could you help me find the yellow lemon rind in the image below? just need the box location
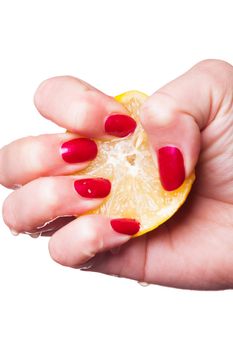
[132,173,195,237]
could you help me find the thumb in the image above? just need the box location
[139,59,232,191]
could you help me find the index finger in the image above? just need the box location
[34,76,132,138]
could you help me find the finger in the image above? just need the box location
[0,133,97,188]
[34,76,136,138]
[140,59,233,191]
[48,215,140,268]
[2,176,111,234]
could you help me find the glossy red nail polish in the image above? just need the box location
[158,146,185,191]
[105,114,137,137]
[110,218,140,235]
[61,138,98,163]
[74,178,111,198]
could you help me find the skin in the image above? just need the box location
[1,59,233,290]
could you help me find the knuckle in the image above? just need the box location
[48,238,66,265]
[48,216,104,268]
[0,136,45,188]
[193,59,233,97]
[194,59,233,76]
[87,231,104,257]
[20,136,43,175]
[81,218,104,258]
[140,92,175,129]
[34,76,72,108]
[37,177,60,213]
[73,98,90,122]
[2,197,15,228]
[0,147,8,187]
[140,102,156,129]
[72,93,101,134]
[34,78,53,107]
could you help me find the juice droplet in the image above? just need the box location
[28,231,41,239]
[137,281,150,287]
[12,184,22,190]
[23,229,42,238]
[10,229,20,236]
[79,261,94,270]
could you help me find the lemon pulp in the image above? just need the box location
[78,91,195,237]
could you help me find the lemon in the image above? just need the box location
[78,91,195,237]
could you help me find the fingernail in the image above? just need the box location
[61,138,98,163]
[105,114,137,137]
[74,178,111,198]
[158,146,185,191]
[110,218,140,235]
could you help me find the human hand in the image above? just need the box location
[1,60,233,290]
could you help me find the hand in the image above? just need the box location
[1,60,233,290]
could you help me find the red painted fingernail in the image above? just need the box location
[61,138,98,163]
[74,178,111,198]
[105,114,137,137]
[110,218,140,235]
[158,146,185,191]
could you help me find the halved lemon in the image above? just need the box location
[78,91,195,237]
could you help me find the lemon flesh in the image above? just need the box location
[78,91,195,237]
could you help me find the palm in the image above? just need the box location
[91,188,232,290]
[92,114,233,290]
[147,191,233,289]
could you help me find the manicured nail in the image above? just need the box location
[110,218,140,235]
[105,114,137,137]
[74,178,111,198]
[158,146,185,191]
[61,138,98,163]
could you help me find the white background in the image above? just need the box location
[0,1,233,349]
